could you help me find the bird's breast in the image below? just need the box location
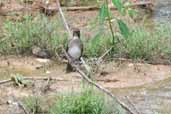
[68,46,81,60]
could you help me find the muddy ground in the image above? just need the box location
[0,56,171,114]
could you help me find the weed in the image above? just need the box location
[1,13,171,63]
[23,96,42,114]
[48,88,113,114]
[0,14,67,56]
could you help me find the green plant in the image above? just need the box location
[23,96,42,114]
[0,14,67,56]
[48,88,112,114]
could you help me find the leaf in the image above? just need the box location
[117,19,130,38]
[99,3,108,23]
[112,0,125,15]
[127,8,137,17]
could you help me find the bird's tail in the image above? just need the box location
[66,63,74,73]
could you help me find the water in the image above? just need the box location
[153,1,171,23]
[112,78,171,114]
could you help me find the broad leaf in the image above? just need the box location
[117,19,129,38]
[99,3,108,23]
[112,0,125,15]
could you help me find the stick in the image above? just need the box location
[125,96,140,114]
[97,47,113,64]
[0,77,73,85]
[0,79,12,85]
[17,101,29,114]
[61,47,135,114]
[56,0,72,39]
[42,1,153,12]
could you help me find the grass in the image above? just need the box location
[48,87,117,114]
[0,14,68,56]
[22,88,117,114]
[1,14,171,63]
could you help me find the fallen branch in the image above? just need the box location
[125,96,140,114]
[56,0,72,39]
[17,101,29,114]
[42,1,153,12]
[0,77,72,85]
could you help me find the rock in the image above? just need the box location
[32,46,51,59]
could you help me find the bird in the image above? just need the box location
[66,28,83,73]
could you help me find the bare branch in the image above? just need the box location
[0,77,72,85]
[56,0,72,39]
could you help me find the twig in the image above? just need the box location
[56,0,72,39]
[97,47,113,64]
[125,96,140,114]
[0,77,72,85]
[0,79,12,85]
[17,101,29,114]
[80,57,91,75]
[41,1,153,12]
[61,47,135,114]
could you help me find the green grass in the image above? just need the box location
[0,14,68,56]
[48,88,113,114]
[1,14,171,63]
[22,88,116,114]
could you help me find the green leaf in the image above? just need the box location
[112,0,125,15]
[99,3,108,23]
[127,8,137,17]
[117,19,130,38]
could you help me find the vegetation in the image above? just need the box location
[0,14,68,56]
[48,88,111,114]
[1,13,171,63]
[23,88,115,114]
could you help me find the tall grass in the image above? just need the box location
[1,13,171,63]
[48,88,113,114]
[0,14,67,56]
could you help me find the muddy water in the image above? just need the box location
[153,0,171,23]
[112,78,171,114]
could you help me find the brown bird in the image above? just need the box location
[66,28,83,72]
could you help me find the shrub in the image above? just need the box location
[48,88,111,114]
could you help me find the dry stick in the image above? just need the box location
[42,1,152,12]
[97,47,113,64]
[62,47,135,114]
[125,96,140,114]
[56,0,72,39]
[0,79,12,85]
[0,77,72,85]
[17,101,29,114]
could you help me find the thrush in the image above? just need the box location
[66,28,83,72]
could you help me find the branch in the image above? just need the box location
[61,47,135,114]
[0,77,72,85]
[56,0,72,39]
[17,101,29,114]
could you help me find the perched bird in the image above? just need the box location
[66,28,83,72]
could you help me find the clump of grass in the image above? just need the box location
[84,32,113,57]
[122,23,171,61]
[0,14,67,56]
[1,13,171,63]
[48,88,112,114]
[23,96,42,114]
